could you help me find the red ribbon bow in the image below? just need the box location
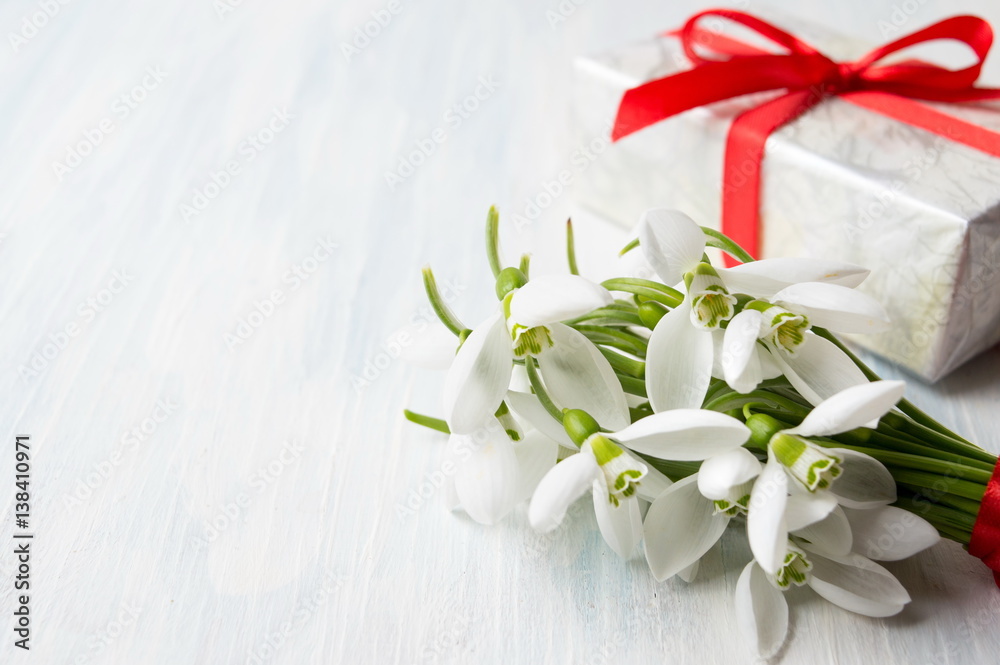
[612,9,1000,262]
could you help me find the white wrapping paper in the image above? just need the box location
[574,15,1000,381]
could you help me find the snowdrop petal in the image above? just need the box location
[442,312,513,434]
[509,275,613,328]
[806,551,910,617]
[784,490,838,531]
[788,381,905,438]
[646,302,714,411]
[844,506,940,561]
[774,282,890,334]
[538,324,631,431]
[748,458,789,575]
[718,258,869,298]
[529,452,600,532]
[593,478,644,559]
[697,448,762,501]
[644,475,730,581]
[793,506,853,556]
[614,409,750,461]
[506,389,574,448]
[638,209,706,285]
[678,560,700,583]
[722,309,765,394]
[771,334,868,407]
[513,430,560,504]
[760,348,783,380]
[827,448,897,508]
[735,561,789,660]
[636,463,673,502]
[453,429,519,525]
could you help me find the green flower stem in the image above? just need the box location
[865,431,996,472]
[704,390,810,418]
[525,356,563,424]
[640,455,700,481]
[565,308,643,327]
[703,378,735,408]
[892,418,997,466]
[701,226,755,264]
[486,206,502,278]
[814,441,993,486]
[566,219,579,275]
[888,469,986,502]
[598,347,644,378]
[600,278,684,308]
[403,410,450,434]
[422,266,466,336]
[913,490,983,517]
[895,495,977,534]
[813,327,979,448]
[616,373,647,398]
[619,237,640,256]
[572,325,649,357]
[519,253,531,279]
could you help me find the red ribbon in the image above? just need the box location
[611,9,1000,264]
[970,460,1000,587]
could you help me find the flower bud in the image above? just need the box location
[563,409,600,446]
[495,267,527,300]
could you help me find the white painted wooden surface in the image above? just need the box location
[1,1,999,663]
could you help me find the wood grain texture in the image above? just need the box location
[0,1,999,663]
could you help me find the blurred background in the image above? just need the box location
[1,1,999,663]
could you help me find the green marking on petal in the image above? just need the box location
[686,263,736,329]
[773,545,812,589]
[771,434,842,492]
[510,324,554,358]
[588,434,646,505]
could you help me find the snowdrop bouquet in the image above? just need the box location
[403,207,1000,658]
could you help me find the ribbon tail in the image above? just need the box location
[720,90,822,266]
[843,90,1000,157]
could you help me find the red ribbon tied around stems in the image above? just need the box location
[611,9,1000,263]
[970,461,1000,587]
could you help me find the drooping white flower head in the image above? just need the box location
[747,381,907,575]
[442,272,629,434]
[722,283,891,403]
[529,408,747,559]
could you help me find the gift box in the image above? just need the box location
[573,10,1000,381]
